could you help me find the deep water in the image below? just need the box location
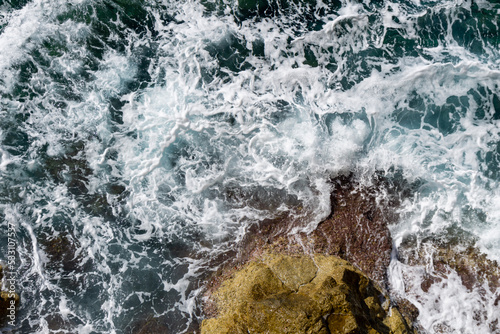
[0,0,499,332]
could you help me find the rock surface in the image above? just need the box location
[238,173,404,289]
[399,232,500,292]
[201,253,415,334]
[307,174,398,286]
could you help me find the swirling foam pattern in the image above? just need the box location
[0,0,499,332]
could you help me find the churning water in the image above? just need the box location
[0,0,499,332]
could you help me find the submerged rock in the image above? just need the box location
[201,253,415,334]
[126,314,171,334]
[42,233,84,272]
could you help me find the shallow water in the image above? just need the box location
[0,0,499,332]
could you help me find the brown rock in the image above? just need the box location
[394,298,419,325]
[308,173,397,287]
[130,315,170,334]
[198,172,430,333]
[328,312,359,334]
[44,314,78,334]
[262,253,318,291]
[234,173,404,289]
[0,291,19,323]
[201,253,416,334]
[383,307,411,334]
[399,233,500,291]
[246,292,324,333]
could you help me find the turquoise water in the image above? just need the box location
[0,0,499,332]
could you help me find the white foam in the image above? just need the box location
[2,0,500,332]
[389,258,500,333]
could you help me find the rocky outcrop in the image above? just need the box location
[307,174,399,286]
[200,173,421,332]
[201,253,415,334]
[238,173,406,288]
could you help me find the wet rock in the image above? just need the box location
[44,141,92,196]
[399,233,500,291]
[202,172,421,331]
[393,298,420,326]
[45,314,79,334]
[237,173,405,288]
[43,234,78,271]
[201,253,416,334]
[126,314,170,334]
[43,141,114,219]
[308,173,398,287]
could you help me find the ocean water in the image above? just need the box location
[0,0,499,332]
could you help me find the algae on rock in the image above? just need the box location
[201,253,416,334]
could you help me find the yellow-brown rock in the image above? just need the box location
[262,254,317,291]
[202,253,416,334]
[383,308,410,334]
